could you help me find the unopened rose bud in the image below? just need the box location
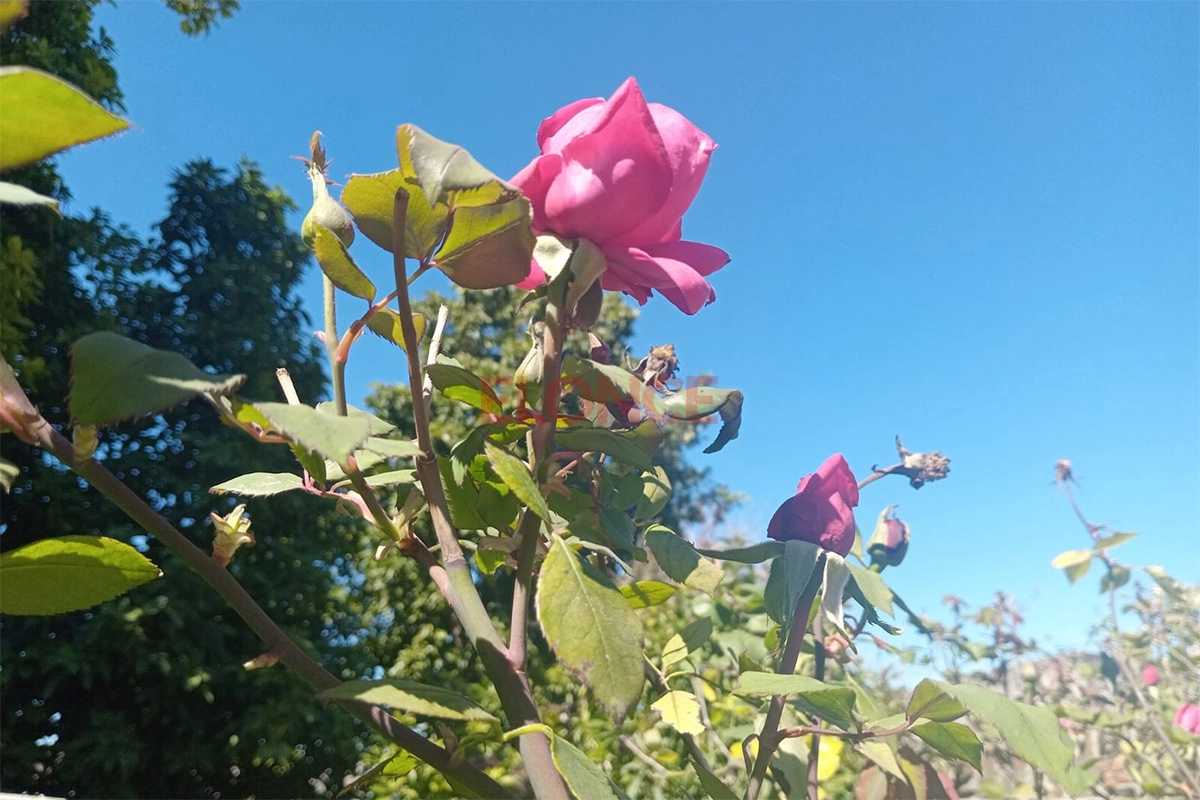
[243,650,280,670]
[1143,664,1160,687]
[299,132,355,248]
[211,503,254,567]
[514,323,544,402]
[866,505,910,568]
[894,436,951,489]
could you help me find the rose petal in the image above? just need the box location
[511,153,563,232]
[515,258,546,290]
[537,96,605,151]
[812,453,859,508]
[606,241,728,315]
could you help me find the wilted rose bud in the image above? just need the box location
[242,650,280,671]
[894,436,950,489]
[866,505,910,568]
[298,132,355,248]
[635,344,680,393]
[1142,664,1160,687]
[588,332,613,365]
[1174,703,1200,735]
[210,503,254,567]
[823,632,852,663]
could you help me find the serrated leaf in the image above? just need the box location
[737,672,858,730]
[210,472,304,497]
[910,720,983,772]
[907,679,968,722]
[620,580,676,609]
[763,540,822,626]
[253,402,372,466]
[0,180,58,211]
[315,402,397,436]
[644,525,723,595]
[0,66,129,170]
[936,681,1075,785]
[359,437,421,459]
[562,355,661,412]
[365,306,427,352]
[662,617,713,671]
[484,441,548,522]
[556,425,654,470]
[364,469,418,488]
[635,466,671,520]
[432,197,535,289]
[438,456,487,530]
[552,735,632,800]
[1094,531,1136,550]
[845,573,903,635]
[318,679,496,722]
[426,360,502,414]
[0,536,159,615]
[857,739,905,782]
[536,537,644,722]
[652,691,705,736]
[692,762,739,800]
[1052,548,1093,583]
[312,224,375,301]
[847,563,894,617]
[69,332,245,426]
[341,168,448,261]
[697,541,785,564]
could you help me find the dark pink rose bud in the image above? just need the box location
[512,78,729,314]
[1142,664,1160,687]
[1174,703,1200,735]
[767,454,859,556]
[866,505,911,568]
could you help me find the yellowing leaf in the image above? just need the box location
[651,691,704,736]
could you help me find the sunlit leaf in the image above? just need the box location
[1093,531,1136,550]
[365,307,427,352]
[652,690,704,736]
[536,537,644,722]
[736,672,858,730]
[318,679,496,722]
[341,168,448,261]
[69,332,245,426]
[696,541,785,564]
[426,359,503,414]
[552,735,632,800]
[253,402,373,467]
[662,617,713,671]
[763,540,821,626]
[0,180,58,211]
[0,66,129,171]
[0,536,159,615]
[620,580,675,609]
[1051,549,1093,583]
[857,739,905,782]
[210,472,304,497]
[910,720,983,772]
[312,224,375,301]
[314,402,397,436]
[484,441,548,522]
[906,678,968,722]
[556,425,654,470]
[847,563,894,617]
[645,525,723,595]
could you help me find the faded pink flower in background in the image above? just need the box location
[512,77,729,314]
[1174,703,1200,735]
[1142,664,1160,687]
[767,454,860,557]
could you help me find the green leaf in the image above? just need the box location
[341,168,448,261]
[0,180,58,211]
[381,750,420,777]
[1051,549,1093,583]
[0,66,129,171]
[438,456,487,530]
[620,580,676,609]
[0,457,17,492]
[1094,531,1137,550]
[845,574,903,635]
[318,679,496,722]
[536,537,644,722]
[432,198,536,290]
[551,735,632,800]
[483,441,549,522]
[857,740,905,782]
[1099,563,1131,593]
[363,469,418,488]
[562,355,660,412]
[365,307,427,352]
[737,672,858,730]
[210,472,304,497]
[662,617,714,670]
[311,224,375,301]
[697,541,785,564]
[692,762,739,800]
[359,437,421,459]
[425,360,503,414]
[0,0,28,32]
[635,466,671,520]
[400,123,519,206]
[69,332,245,426]
[936,681,1075,784]
[652,690,704,736]
[909,720,983,772]
[556,425,653,470]
[906,678,968,722]
[0,536,159,615]
[644,525,723,595]
[314,402,397,436]
[763,540,822,626]
[847,563,895,617]
[657,386,744,453]
[253,402,373,467]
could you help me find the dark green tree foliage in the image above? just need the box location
[0,162,366,798]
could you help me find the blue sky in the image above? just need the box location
[58,2,1197,653]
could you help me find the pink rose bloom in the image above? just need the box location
[1174,703,1200,735]
[512,77,729,315]
[1142,664,1160,687]
[767,454,860,556]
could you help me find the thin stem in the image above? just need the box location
[322,275,347,416]
[389,190,568,800]
[26,414,510,800]
[509,508,543,669]
[423,303,451,416]
[744,592,817,800]
[641,661,721,775]
[619,735,670,778]
[807,612,827,800]
[858,464,902,492]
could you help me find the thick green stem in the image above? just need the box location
[744,592,817,800]
[26,415,510,800]
[806,613,827,800]
[390,190,568,800]
[322,275,347,416]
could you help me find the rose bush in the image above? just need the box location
[512,77,729,314]
[767,453,859,556]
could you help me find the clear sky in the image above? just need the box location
[57,2,1198,653]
